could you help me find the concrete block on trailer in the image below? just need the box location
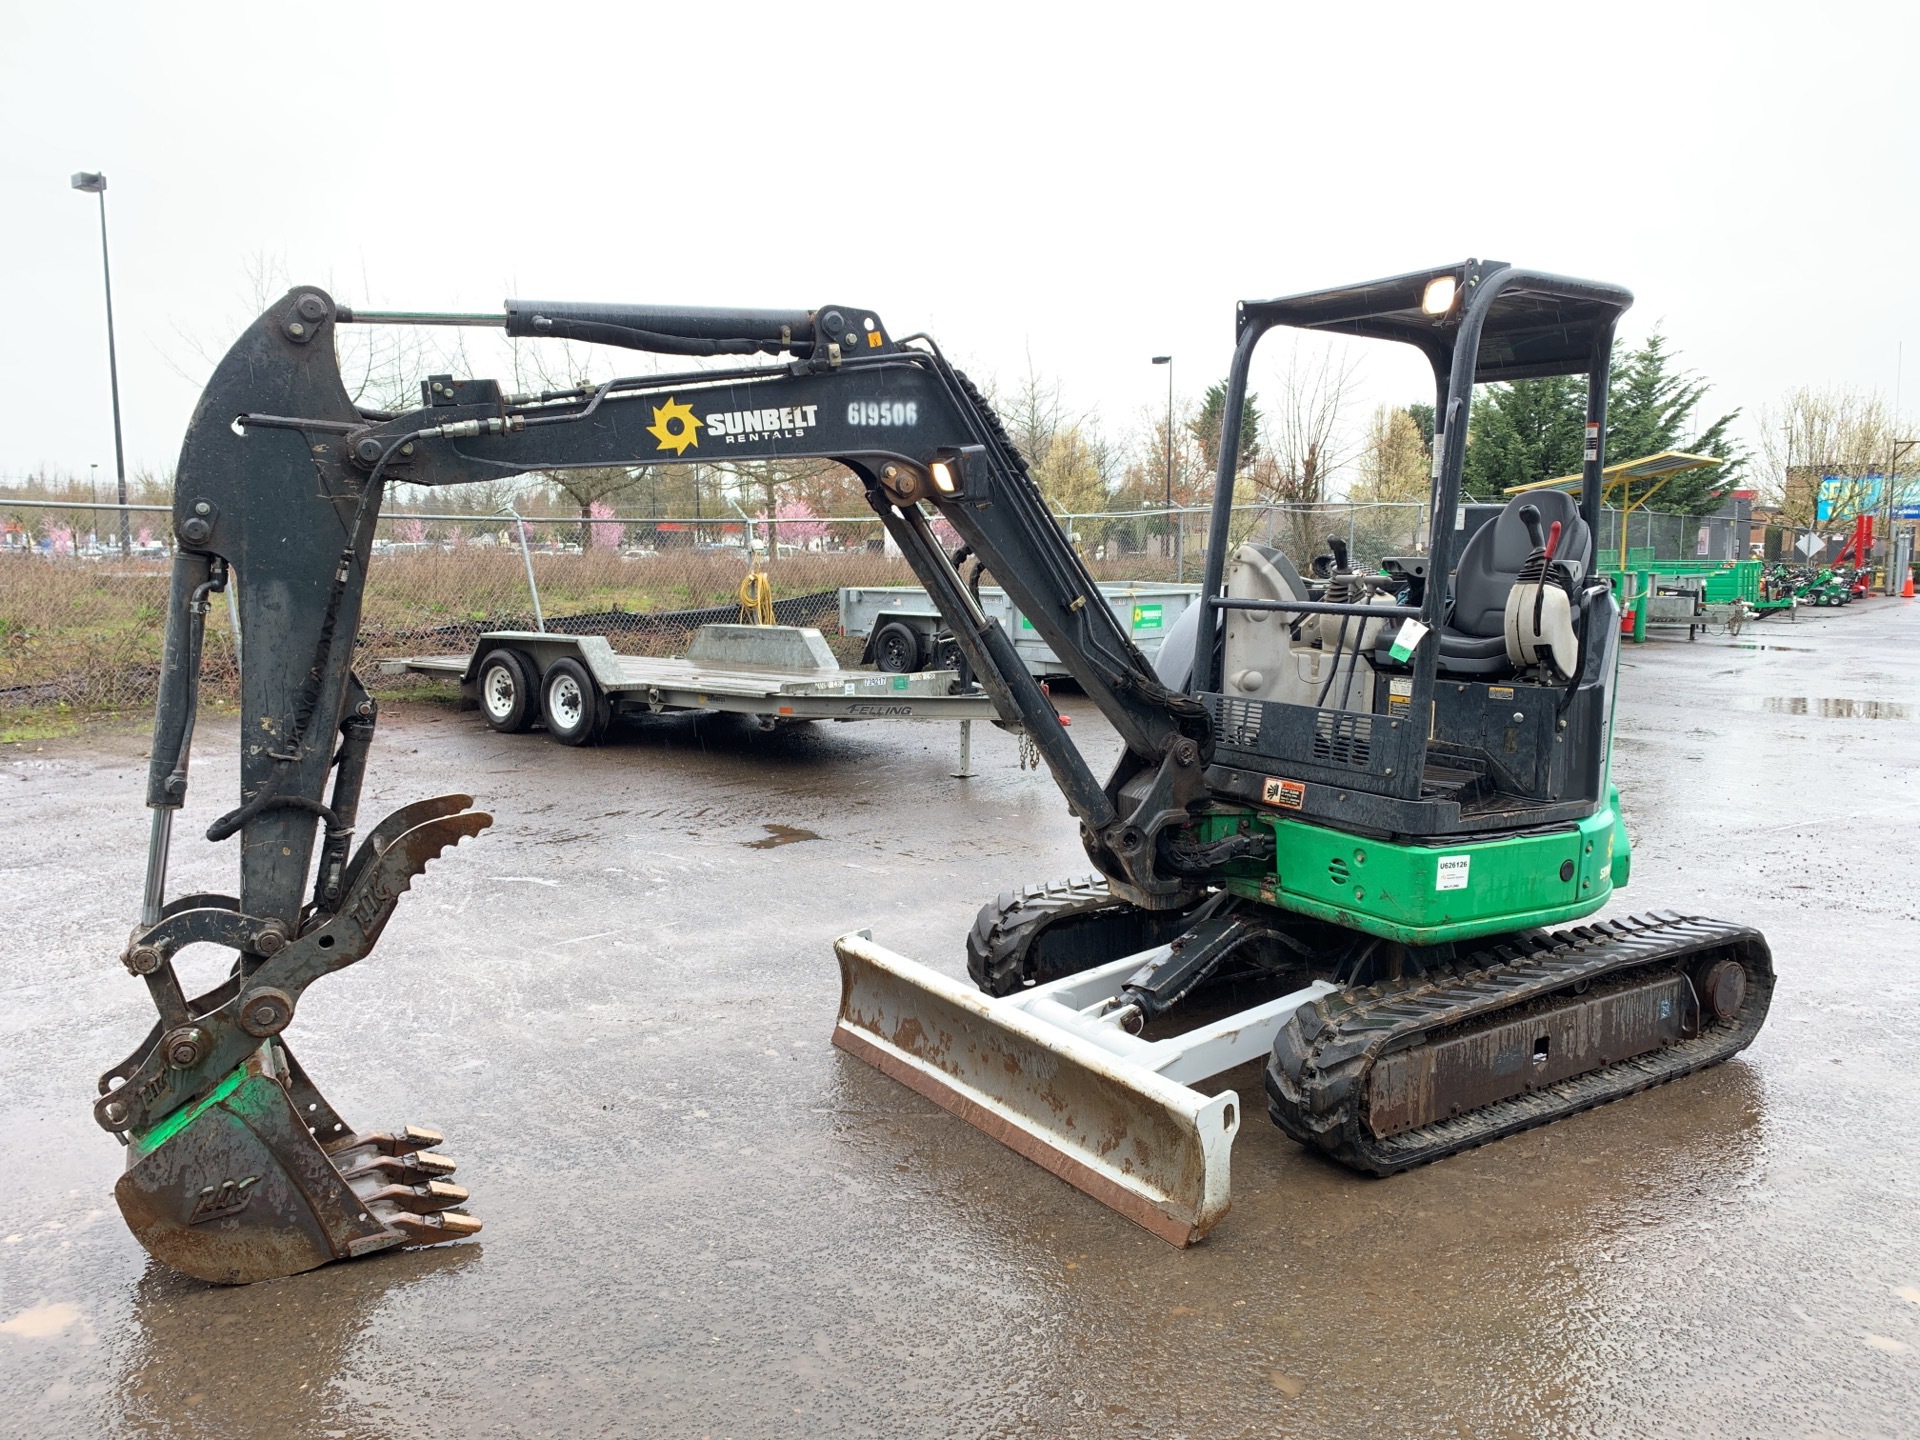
[685,624,839,673]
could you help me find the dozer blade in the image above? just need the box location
[833,932,1329,1246]
[114,1045,478,1286]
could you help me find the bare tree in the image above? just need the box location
[1759,387,1907,528]
[1001,357,1070,468]
[1112,404,1208,558]
[542,466,644,547]
[988,360,1129,552]
[1349,405,1430,504]
[1251,340,1362,561]
[711,455,845,550]
[1259,340,1363,506]
[1343,404,1433,563]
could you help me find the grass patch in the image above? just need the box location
[0,708,92,743]
[3,543,1197,720]
[0,702,162,745]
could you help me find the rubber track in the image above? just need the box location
[966,877,1195,997]
[1264,911,1774,1175]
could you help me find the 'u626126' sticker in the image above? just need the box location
[1436,855,1470,891]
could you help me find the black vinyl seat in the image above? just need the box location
[1433,490,1592,677]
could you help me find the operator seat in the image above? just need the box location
[1435,489,1592,676]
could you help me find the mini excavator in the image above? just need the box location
[104,261,1771,1281]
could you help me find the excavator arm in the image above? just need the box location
[103,285,1213,1282]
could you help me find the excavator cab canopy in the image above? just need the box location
[1195,260,1635,840]
[1236,259,1631,384]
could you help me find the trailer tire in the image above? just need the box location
[476,649,538,733]
[542,657,607,746]
[873,620,923,674]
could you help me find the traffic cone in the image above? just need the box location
[1903,571,1914,598]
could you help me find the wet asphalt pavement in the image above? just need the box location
[4,600,1920,1439]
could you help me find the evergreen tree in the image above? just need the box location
[1459,376,1586,499]
[1190,381,1262,474]
[1602,333,1744,512]
[1407,402,1435,449]
[1458,334,1744,514]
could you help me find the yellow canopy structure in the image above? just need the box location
[1504,451,1724,571]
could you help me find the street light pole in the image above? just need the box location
[1152,355,1172,564]
[71,172,130,556]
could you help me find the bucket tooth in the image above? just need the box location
[390,1210,483,1243]
[330,1124,445,1156]
[339,1152,460,1185]
[326,1127,449,1165]
[360,1179,471,1214]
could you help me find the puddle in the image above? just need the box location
[0,1301,81,1338]
[746,824,822,849]
[1762,697,1910,720]
[1730,643,1809,653]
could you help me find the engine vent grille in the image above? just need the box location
[1328,857,1351,885]
[1312,711,1374,769]
[1213,696,1263,750]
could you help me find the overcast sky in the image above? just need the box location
[4,1,1915,490]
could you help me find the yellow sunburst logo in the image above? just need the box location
[647,397,703,455]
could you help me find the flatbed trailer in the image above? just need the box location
[840,581,1199,676]
[383,625,999,756]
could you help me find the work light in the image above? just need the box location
[1421,275,1457,315]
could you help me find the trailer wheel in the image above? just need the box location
[542,657,607,746]
[873,620,923,674]
[477,649,538,733]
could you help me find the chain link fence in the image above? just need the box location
[0,495,1763,714]
[1593,509,1748,566]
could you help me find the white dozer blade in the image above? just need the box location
[832,930,1333,1246]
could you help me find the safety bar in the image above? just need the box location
[1212,596,1424,621]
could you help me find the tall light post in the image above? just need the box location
[1152,355,1172,562]
[71,172,130,556]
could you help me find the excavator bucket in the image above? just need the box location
[114,1043,479,1286]
[832,931,1332,1245]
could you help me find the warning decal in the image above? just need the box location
[1262,777,1306,810]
